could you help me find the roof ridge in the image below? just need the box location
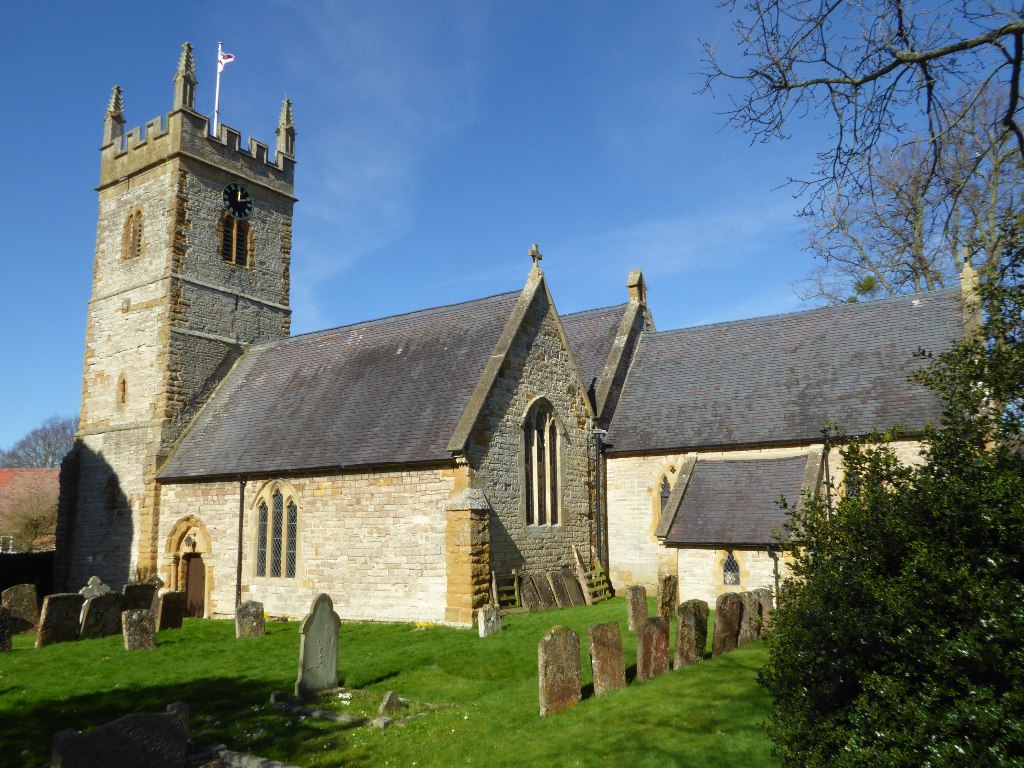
[561,302,628,320]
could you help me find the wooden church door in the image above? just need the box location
[185,555,206,617]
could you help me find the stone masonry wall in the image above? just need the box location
[467,288,594,576]
[158,466,455,622]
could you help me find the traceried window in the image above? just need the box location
[255,486,298,579]
[723,552,741,585]
[659,475,672,515]
[220,212,250,267]
[524,399,561,526]
[122,209,143,259]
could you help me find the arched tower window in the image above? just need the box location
[122,209,143,259]
[116,374,128,405]
[524,399,561,526]
[255,483,299,579]
[219,212,250,267]
[723,551,741,585]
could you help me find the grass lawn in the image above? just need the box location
[0,598,776,768]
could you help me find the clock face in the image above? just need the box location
[223,182,253,219]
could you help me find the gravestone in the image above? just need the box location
[656,574,678,619]
[538,625,581,716]
[559,567,586,607]
[235,600,266,638]
[295,593,342,698]
[122,609,157,650]
[675,599,709,668]
[36,593,84,648]
[637,616,670,682]
[50,701,189,768]
[379,691,407,714]
[477,604,502,638]
[2,583,40,632]
[0,606,11,652]
[80,592,124,639]
[157,592,187,631]
[79,576,112,599]
[738,591,763,646]
[625,585,647,632]
[712,593,744,656]
[122,582,158,611]
[519,575,542,612]
[753,588,774,633]
[547,571,571,608]
[587,621,626,695]
[533,574,557,610]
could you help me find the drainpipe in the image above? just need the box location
[235,476,246,608]
[592,427,608,567]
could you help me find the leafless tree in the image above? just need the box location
[5,481,58,552]
[1,415,78,468]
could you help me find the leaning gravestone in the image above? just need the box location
[477,604,502,638]
[2,583,40,633]
[157,592,187,631]
[533,574,557,610]
[559,567,587,607]
[235,600,266,638]
[547,571,571,608]
[80,592,124,639]
[626,585,647,631]
[79,576,112,599]
[50,701,189,768]
[712,593,744,657]
[0,606,11,652]
[519,575,542,612]
[538,625,581,716]
[587,621,626,695]
[738,591,763,647]
[637,616,670,681]
[122,582,158,612]
[675,599,709,668]
[295,593,342,698]
[36,593,85,648]
[753,587,774,633]
[656,574,678,619]
[123,609,157,651]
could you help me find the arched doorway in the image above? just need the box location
[183,554,206,617]
[165,516,212,618]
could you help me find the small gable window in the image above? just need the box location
[659,475,672,514]
[122,209,143,259]
[524,399,561,526]
[255,485,298,579]
[220,213,250,267]
[723,551,741,586]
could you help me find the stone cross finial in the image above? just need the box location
[107,85,124,119]
[529,243,543,268]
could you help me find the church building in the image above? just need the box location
[54,44,968,624]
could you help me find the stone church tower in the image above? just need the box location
[55,43,296,589]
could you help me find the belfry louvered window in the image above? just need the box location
[723,552,741,585]
[255,485,298,579]
[524,399,561,526]
[220,213,249,266]
[123,209,143,259]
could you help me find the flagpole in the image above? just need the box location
[213,41,223,136]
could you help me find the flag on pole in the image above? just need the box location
[218,50,235,73]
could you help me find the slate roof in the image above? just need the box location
[665,456,806,546]
[607,289,963,453]
[561,303,629,400]
[158,290,523,480]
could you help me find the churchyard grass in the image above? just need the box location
[0,597,774,767]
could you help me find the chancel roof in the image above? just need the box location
[606,289,964,453]
[561,304,629,404]
[158,290,523,480]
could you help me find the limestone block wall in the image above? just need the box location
[466,290,593,576]
[676,548,781,605]
[157,466,455,622]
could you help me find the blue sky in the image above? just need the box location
[0,2,832,449]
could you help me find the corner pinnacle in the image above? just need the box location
[279,98,295,129]
[107,85,124,119]
[177,42,196,79]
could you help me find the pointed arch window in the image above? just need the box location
[659,475,672,515]
[255,484,299,579]
[723,552,741,585]
[220,212,250,267]
[524,399,561,526]
[122,209,143,259]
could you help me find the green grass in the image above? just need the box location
[0,598,776,768]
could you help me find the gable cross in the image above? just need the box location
[529,243,543,268]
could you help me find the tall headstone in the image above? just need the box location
[520,576,542,612]
[656,574,678,619]
[122,609,157,650]
[738,591,763,646]
[50,701,189,768]
[559,567,586,607]
[36,593,85,648]
[0,606,11,652]
[295,593,342,698]
[637,616,670,681]
[80,592,124,639]
[2,583,40,633]
[753,587,774,633]
[157,592,187,631]
[547,571,571,608]
[79,576,113,599]
[122,582,158,611]
[477,604,502,638]
[712,593,744,656]
[675,599,709,668]
[587,621,626,695]
[235,600,266,638]
[538,625,581,716]
[626,585,647,632]
[533,574,557,610]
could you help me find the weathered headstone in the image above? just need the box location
[547,571,571,608]
[587,621,626,695]
[379,691,407,714]
[626,585,647,632]
[79,576,112,599]
[533,574,557,610]
[538,625,581,716]
[656,574,678,619]
[675,599,709,668]
[637,616,670,681]
[235,600,266,638]
[738,591,763,646]
[560,567,586,607]
[0,606,11,652]
[80,592,124,639]
[295,593,342,698]
[50,701,189,768]
[122,582,158,611]
[712,593,744,656]
[157,591,187,631]
[122,609,157,651]
[519,575,542,612]
[2,583,40,632]
[477,604,502,638]
[753,587,774,634]
[36,593,84,648]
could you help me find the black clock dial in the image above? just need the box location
[223,182,253,219]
